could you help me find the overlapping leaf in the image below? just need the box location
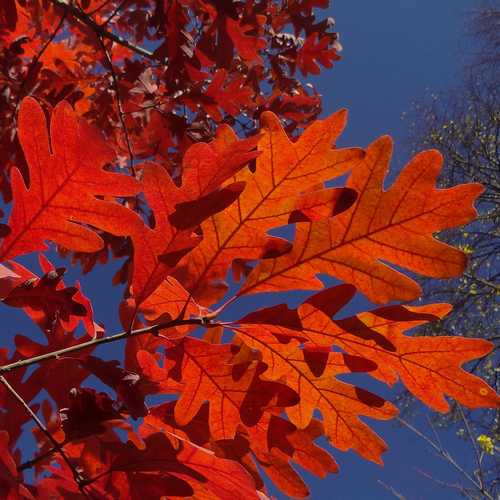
[137,339,298,440]
[176,110,362,304]
[230,324,397,463]
[129,132,258,305]
[240,136,484,303]
[107,433,260,500]
[234,285,499,440]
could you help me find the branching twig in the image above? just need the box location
[48,0,157,61]
[397,416,494,500]
[0,375,90,498]
[457,404,486,492]
[0,317,211,375]
[95,33,136,175]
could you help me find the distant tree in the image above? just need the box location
[398,4,499,497]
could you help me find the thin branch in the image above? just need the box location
[95,33,136,175]
[18,444,63,471]
[463,272,500,292]
[0,375,90,498]
[457,404,486,492]
[397,417,494,500]
[100,0,130,26]
[0,318,210,375]
[48,0,158,61]
[377,480,407,500]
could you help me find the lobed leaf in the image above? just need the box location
[240,136,484,303]
[0,98,142,261]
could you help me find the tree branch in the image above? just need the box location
[397,417,494,500]
[48,0,159,61]
[0,318,209,375]
[95,32,136,175]
[0,375,90,498]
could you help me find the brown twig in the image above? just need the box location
[0,317,209,375]
[0,375,90,498]
[48,0,158,61]
[94,33,136,175]
[18,444,64,471]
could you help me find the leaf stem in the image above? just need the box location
[0,318,207,374]
[95,32,136,176]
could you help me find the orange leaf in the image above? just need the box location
[130,132,258,305]
[240,136,484,303]
[235,286,499,418]
[138,339,298,440]
[0,98,142,261]
[230,325,397,464]
[177,110,362,304]
[298,286,500,412]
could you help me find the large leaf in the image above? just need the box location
[0,98,142,261]
[137,339,298,440]
[299,286,500,411]
[177,110,362,304]
[130,132,258,305]
[236,285,500,414]
[240,136,483,303]
[230,324,397,464]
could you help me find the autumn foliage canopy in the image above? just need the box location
[0,1,498,499]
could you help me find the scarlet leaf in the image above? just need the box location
[2,267,86,332]
[225,18,266,65]
[3,256,96,336]
[297,33,341,76]
[106,433,260,500]
[59,388,123,440]
[240,137,484,302]
[0,431,34,499]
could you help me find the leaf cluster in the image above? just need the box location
[0,2,498,499]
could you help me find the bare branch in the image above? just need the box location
[0,317,212,375]
[48,0,158,61]
[0,375,90,498]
